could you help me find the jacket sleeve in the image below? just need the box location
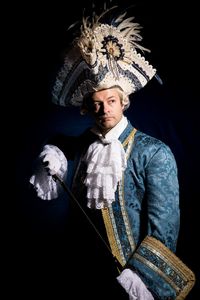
[146,144,180,252]
[127,145,195,299]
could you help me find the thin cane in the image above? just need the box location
[53,174,123,273]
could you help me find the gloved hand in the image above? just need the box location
[116,268,154,300]
[40,144,65,176]
[29,144,68,200]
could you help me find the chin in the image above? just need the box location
[102,121,115,129]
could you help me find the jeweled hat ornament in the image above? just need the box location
[52,4,157,107]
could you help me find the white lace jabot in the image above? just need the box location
[83,116,128,209]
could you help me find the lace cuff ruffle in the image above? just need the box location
[29,144,68,200]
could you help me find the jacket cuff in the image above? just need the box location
[127,236,195,299]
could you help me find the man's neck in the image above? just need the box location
[92,116,128,140]
[99,116,125,136]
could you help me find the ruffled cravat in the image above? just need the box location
[83,116,128,209]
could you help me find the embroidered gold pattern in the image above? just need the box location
[122,128,137,148]
[135,236,196,299]
[101,128,137,266]
[119,128,137,253]
[101,207,125,267]
[134,253,180,292]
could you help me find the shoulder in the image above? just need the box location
[132,130,176,166]
[135,130,171,152]
[135,130,164,147]
[123,121,169,152]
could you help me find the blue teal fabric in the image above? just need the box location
[116,122,180,252]
[56,120,189,299]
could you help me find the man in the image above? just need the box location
[30,5,195,299]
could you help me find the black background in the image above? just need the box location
[13,0,199,298]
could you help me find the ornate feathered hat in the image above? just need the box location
[52,5,157,107]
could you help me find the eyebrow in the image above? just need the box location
[92,96,116,102]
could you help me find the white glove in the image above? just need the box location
[29,144,68,200]
[39,144,66,176]
[117,268,154,300]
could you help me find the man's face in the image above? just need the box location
[90,88,125,133]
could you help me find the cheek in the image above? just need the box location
[117,106,124,115]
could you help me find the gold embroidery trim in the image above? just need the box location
[101,207,124,267]
[101,128,137,268]
[119,128,137,253]
[134,253,180,292]
[136,236,196,300]
[122,128,137,148]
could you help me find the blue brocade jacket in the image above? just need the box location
[54,120,195,299]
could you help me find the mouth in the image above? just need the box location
[101,116,113,121]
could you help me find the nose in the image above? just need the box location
[102,102,110,114]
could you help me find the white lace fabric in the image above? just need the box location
[29,116,128,204]
[29,144,68,200]
[84,116,128,209]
